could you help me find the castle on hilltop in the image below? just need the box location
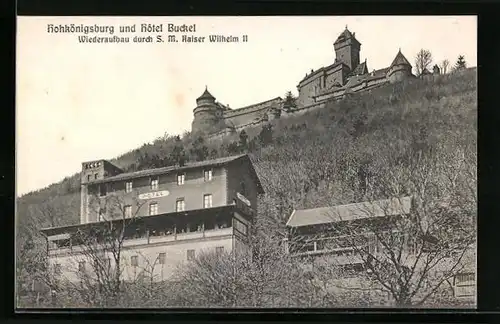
[191,26,416,136]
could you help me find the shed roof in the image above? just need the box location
[286,197,412,227]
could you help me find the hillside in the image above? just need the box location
[17,68,477,231]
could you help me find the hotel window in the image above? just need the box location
[125,181,133,193]
[176,199,185,212]
[150,178,159,190]
[124,205,132,218]
[87,175,91,182]
[216,246,224,255]
[94,173,99,180]
[203,194,213,208]
[54,263,61,275]
[78,261,86,272]
[158,252,166,265]
[454,272,475,297]
[234,218,247,235]
[204,169,213,182]
[99,184,107,197]
[98,209,105,222]
[131,255,138,267]
[149,202,158,216]
[177,173,185,185]
[187,249,195,261]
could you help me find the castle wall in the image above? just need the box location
[387,65,412,83]
[220,98,281,130]
[297,64,348,108]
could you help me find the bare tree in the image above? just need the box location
[415,49,433,77]
[168,208,322,308]
[440,59,450,75]
[54,193,147,307]
[290,145,476,307]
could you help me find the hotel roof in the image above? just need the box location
[88,154,264,194]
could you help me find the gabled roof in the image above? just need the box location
[197,87,215,101]
[90,154,264,194]
[286,197,412,227]
[390,49,411,68]
[348,61,368,78]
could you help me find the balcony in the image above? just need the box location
[48,226,234,256]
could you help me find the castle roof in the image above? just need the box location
[390,49,411,68]
[286,197,412,228]
[334,27,361,45]
[347,60,368,78]
[298,61,346,84]
[197,87,216,101]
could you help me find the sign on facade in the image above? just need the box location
[139,190,170,200]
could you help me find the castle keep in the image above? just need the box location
[191,26,415,136]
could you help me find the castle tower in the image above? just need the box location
[386,49,413,83]
[192,87,222,134]
[334,26,361,71]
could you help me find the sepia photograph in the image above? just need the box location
[16,16,477,309]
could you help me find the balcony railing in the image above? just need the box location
[49,227,234,256]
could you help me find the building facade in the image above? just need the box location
[284,197,476,304]
[191,26,414,136]
[41,154,264,283]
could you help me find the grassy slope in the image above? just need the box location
[17,68,477,228]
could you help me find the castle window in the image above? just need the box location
[204,169,213,182]
[187,249,195,261]
[150,178,159,191]
[149,202,158,216]
[131,255,138,267]
[158,252,166,265]
[203,194,213,208]
[177,174,185,185]
[124,205,132,218]
[176,198,185,212]
[125,181,133,193]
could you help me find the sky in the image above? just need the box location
[16,16,477,196]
